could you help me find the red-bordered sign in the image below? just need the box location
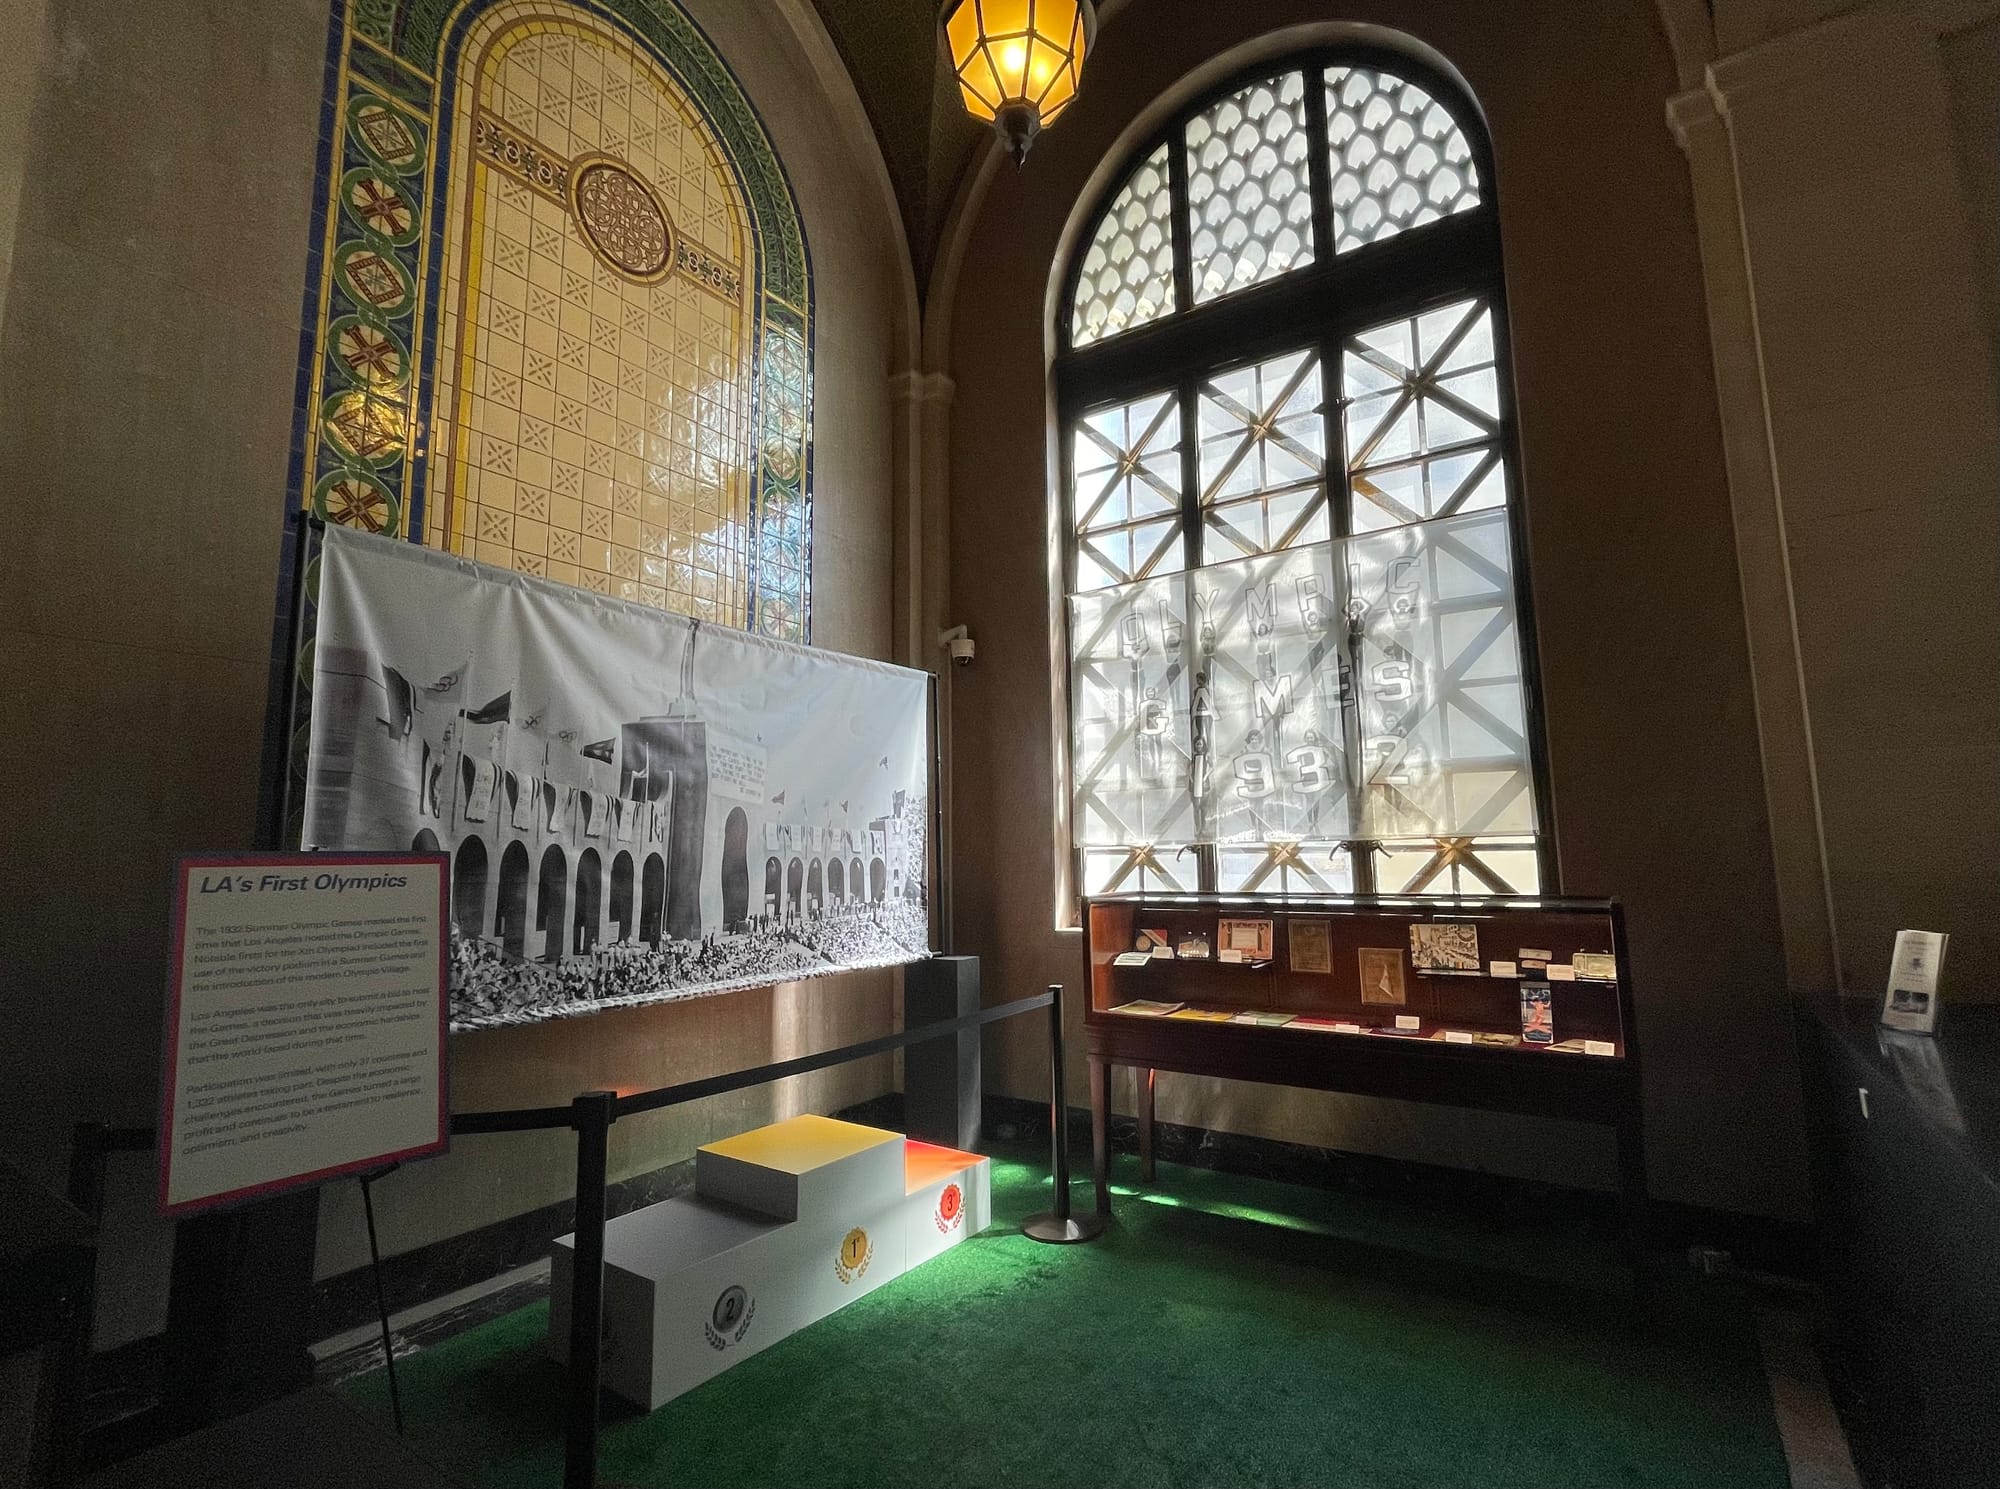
[158,851,450,1217]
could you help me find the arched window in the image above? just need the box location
[1059,49,1549,900]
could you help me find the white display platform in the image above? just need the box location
[551,1115,990,1409]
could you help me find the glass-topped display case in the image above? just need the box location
[1084,894,1632,1057]
[1080,892,1647,1250]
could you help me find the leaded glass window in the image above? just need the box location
[1071,391,1185,591]
[1197,348,1329,562]
[1345,300,1504,532]
[1186,72,1315,304]
[1070,144,1177,348]
[1324,65,1481,253]
[1057,48,1547,904]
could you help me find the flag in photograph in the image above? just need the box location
[378,665,415,738]
[425,662,468,703]
[465,691,512,725]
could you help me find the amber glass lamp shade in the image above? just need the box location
[943,0,1096,164]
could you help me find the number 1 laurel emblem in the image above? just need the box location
[834,1225,873,1283]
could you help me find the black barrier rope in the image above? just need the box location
[445,988,1056,1134]
[613,989,1054,1119]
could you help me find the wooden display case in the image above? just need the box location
[1081,893,1647,1249]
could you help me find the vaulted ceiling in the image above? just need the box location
[808,0,987,291]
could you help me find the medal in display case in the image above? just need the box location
[1081,893,1648,1251]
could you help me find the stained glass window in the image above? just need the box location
[1059,49,1542,901]
[298,0,812,641]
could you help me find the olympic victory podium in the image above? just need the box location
[550,1115,990,1408]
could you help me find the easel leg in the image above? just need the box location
[1137,1067,1156,1184]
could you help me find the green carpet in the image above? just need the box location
[342,1152,1789,1488]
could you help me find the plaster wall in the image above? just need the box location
[1671,0,2000,1002]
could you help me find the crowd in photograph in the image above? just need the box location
[447,895,933,1026]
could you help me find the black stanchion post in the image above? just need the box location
[563,1091,616,1489]
[1022,984,1105,1244]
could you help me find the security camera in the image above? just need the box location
[938,625,976,668]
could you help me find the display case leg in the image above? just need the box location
[1137,1067,1156,1184]
[1023,985,1105,1243]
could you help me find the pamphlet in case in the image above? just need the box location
[1521,982,1554,1044]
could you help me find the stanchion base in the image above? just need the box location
[1021,1210,1107,1244]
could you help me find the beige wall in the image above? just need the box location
[939,0,1811,1218]
[0,0,50,332]
[0,0,915,1327]
[1670,0,2000,1001]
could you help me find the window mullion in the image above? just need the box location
[1303,61,1335,276]
[1174,369,1216,893]
[1167,121,1195,320]
[1176,372,1203,573]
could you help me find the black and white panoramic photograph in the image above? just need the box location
[303,527,931,1027]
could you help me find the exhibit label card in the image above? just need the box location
[159,852,449,1217]
[1881,929,1949,1034]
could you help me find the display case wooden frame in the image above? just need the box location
[1081,893,1648,1250]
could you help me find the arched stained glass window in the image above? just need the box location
[1057,48,1550,903]
[294,0,813,641]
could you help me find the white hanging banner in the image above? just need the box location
[302,526,932,1029]
[1068,507,1538,859]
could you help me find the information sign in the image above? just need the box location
[158,852,449,1216]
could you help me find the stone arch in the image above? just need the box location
[496,840,530,957]
[451,835,488,937]
[574,848,602,955]
[536,844,567,962]
[641,853,666,945]
[610,850,635,943]
[721,806,750,927]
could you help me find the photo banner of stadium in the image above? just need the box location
[1069,507,1539,879]
[303,526,931,1029]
